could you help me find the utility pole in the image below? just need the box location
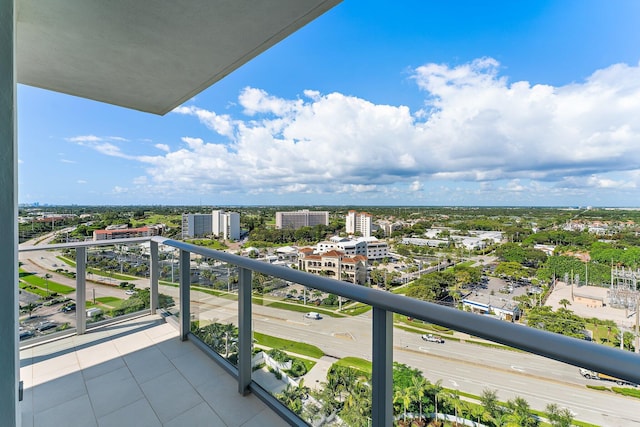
[635,293,640,353]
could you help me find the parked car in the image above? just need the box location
[125,290,137,295]
[61,303,76,312]
[304,312,321,320]
[421,334,445,343]
[36,321,57,332]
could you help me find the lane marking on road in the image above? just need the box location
[511,365,525,372]
[418,346,430,352]
[449,380,459,387]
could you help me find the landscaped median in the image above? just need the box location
[19,269,74,297]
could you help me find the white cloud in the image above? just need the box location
[77,180,87,184]
[409,181,424,192]
[112,186,128,194]
[81,58,640,202]
[60,159,76,164]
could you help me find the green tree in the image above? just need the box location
[505,397,538,427]
[545,403,573,427]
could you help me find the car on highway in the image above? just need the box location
[421,334,445,343]
[19,330,34,340]
[304,312,321,320]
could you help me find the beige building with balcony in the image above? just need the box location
[298,249,368,285]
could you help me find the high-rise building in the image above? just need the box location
[182,213,213,239]
[212,210,240,240]
[345,210,372,237]
[275,209,329,230]
[182,210,240,240]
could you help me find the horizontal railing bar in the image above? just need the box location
[154,236,640,384]
[19,237,152,252]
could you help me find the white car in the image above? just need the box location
[125,290,137,295]
[421,334,445,343]
[305,312,321,320]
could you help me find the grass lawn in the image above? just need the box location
[185,239,228,250]
[341,303,371,316]
[86,267,139,281]
[253,332,324,359]
[95,296,122,304]
[333,357,371,375]
[586,322,617,347]
[260,300,345,318]
[18,269,74,294]
[56,256,76,267]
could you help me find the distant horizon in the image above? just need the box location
[19,1,640,206]
[18,203,640,210]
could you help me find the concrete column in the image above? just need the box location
[150,241,159,314]
[75,247,87,334]
[0,0,19,424]
[237,267,252,396]
[371,307,392,427]
[179,249,190,341]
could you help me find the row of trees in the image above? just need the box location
[276,362,573,426]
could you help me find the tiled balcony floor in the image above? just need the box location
[19,315,288,427]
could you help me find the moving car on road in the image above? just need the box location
[421,334,445,343]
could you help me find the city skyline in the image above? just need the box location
[18,0,640,207]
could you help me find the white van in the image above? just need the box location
[304,312,321,320]
[86,308,103,317]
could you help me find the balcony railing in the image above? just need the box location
[19,235,640,426]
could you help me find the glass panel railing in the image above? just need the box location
[18,248,77,342]
[392,313,640,426]
[83,244,151,325]
[190,260,240,366]
[250,273,373,426]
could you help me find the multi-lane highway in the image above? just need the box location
[197,293,640,427]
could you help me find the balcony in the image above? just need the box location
[17,236,640,426]
[20,314,286,427]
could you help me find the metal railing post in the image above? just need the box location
[238,267,252,395]
[150,240,159,314]
[75,246,87,335]
[179,249,190,341]
[371,307,392,427]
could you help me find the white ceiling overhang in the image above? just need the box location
[16,0,341,115]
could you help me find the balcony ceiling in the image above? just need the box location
[16,0,340,115]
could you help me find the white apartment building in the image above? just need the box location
[182,210,240,240]
[345,210,372,237]
[317,236,389,261]
[356,236,389,261]
[182,213,213,238]
[212,210,240,240]
[275,209,329,230]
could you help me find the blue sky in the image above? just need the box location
[18,0,640,207]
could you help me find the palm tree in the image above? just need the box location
[559,298,571,309]
[410,375,428,421]
[393,388,411,422]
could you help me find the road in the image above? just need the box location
[17,236,640,426]
[196,293,640,427]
